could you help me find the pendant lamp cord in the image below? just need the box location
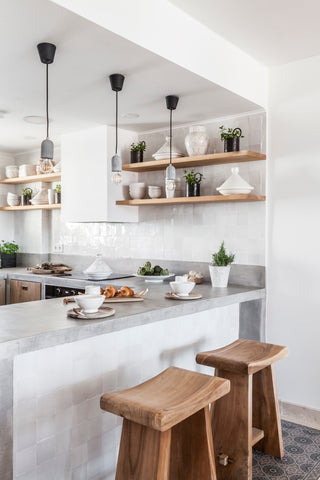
[115,91,118,154]
[46,64,49,139]
[169,108,172,165]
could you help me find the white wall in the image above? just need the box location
[267,55,320,410]
[51,0,267,108]
[0,151,16,242]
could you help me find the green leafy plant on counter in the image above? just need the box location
[137,261,169,276]
[183,168,204,185]
[54,184,61,194]
[219,125,244,141]
[21,187,33,196]
[211,241,235,266]
[0,240,19,255]
[130,141,146,152]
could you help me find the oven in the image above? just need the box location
[45,285,85,299]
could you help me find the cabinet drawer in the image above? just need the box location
[10,280,41,304]
[0,279,5,305]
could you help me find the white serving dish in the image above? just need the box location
[170,281,195,296]
[83,254,113,278]
[134,273,175,283]
[129,182,146,199]
[86,273,112,280]
[5,166,19,178]
[19,164,37,177]
[148,186,162,199]
[152,136,183,161]
[216,167,254,196]
[74,294,105,313]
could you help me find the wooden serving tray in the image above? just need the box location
[64,294,144,305]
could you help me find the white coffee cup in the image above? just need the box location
[85,285,101,295]
[48,189,55,204]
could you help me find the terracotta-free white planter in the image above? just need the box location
[209,265,231,288]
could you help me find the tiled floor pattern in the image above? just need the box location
[253,421,320,480]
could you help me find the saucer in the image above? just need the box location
[67,306,115,319]
[165,292,202,301]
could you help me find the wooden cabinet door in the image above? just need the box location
[0,279,5,305]
[10,280,41,304]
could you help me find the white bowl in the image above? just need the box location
[19,164,37,177]
[74,294,105,313]
[130,182,146,188]
[7,199,20,206]
[5,166,19,178]
[169,281,195,296]
[148,186,162,199]
[129,187,146,200]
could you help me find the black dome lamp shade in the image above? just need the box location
[165,95,179,198]
[37,42,56,173]
[109,74,125,184]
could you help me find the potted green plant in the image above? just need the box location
[209,241,235,287]
[54,184,61,204]
[130,141,146,163]
[219,126,244,152]
[21,187,33,206]
[0,241,19,268]
[183,168,204,197]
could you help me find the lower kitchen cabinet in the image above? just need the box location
[0,279,5,305]
[10,280,41,304]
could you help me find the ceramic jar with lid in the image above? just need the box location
[185,126,209,156]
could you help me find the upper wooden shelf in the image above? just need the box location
[0,172,61,184]
[122,150,266,172]
[116,194,266,206]
[0,204,61,211]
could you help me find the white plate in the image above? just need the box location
[133,273,175,283]
[217,187,253,195]
[86,274,113,280]
[165,292,202,300]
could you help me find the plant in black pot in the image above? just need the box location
[54,184,61,204]
[130,141,146,163]
[183,168,204,197]
[21,187,33,206]
[219,126,244,152]
[0,241,19,268]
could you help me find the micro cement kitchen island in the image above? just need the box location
[0,266,265,479]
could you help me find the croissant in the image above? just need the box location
[119,286,134,297]
[104,285,118,298]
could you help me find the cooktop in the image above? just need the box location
[52,272,133,281]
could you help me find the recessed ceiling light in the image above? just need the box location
[24,115,47,124]
[121,113,140,119]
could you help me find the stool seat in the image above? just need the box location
[101,366,230,432]
[196,338,288,375]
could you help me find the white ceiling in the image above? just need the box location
[0,0,260,153]
[171,0,320,66]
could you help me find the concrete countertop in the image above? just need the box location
[0,273,265,359]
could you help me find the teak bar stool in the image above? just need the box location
[196,339,288,480]
[100,366,230,480]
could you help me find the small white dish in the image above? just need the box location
[217,167,254,196]
[134,273,175,283]
[170,281,195,296]
[5,166,19,178]
[148,186,162,199]
[74,294,105,313]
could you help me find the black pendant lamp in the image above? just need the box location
[165,95,179,198]
[109,73,125,184]
[37,42,56,173]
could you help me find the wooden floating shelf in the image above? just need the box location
[116,195,266,206]
[122,150,266,172]
[0,204,61,211]
[0,172,61,184]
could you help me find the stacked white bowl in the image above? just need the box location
[129,182,146,199]
[5,165,19,178]
[19,164,37,177]
[7,192,20,207]
[148,185,162,198]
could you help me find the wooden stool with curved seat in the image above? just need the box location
[100,366,230,480]
[196,339,288,480]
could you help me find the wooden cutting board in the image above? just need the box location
[64,294,143,304]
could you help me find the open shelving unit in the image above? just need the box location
[121,150,266,173]
[118,151,266,207]
[0,204,61,212]
[0,172,61,185]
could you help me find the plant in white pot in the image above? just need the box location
[209,241,235,287]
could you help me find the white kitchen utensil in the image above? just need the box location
[83,253,113,278]
[217,167,254,195]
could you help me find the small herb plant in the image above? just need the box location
[183,168,204,185]
[219,126,244,141]
[130,141,146,152]
[54,184,61,194]
[212,241,235,266]
[0,240,19,255]
[21,187,33,196]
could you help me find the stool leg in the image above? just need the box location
[252,365,284,458]
[169,406,216,480]
[115,419,171,480]
[212,369,252,480]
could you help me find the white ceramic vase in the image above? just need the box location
[209,265,231,288]
[185,126,209,156]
